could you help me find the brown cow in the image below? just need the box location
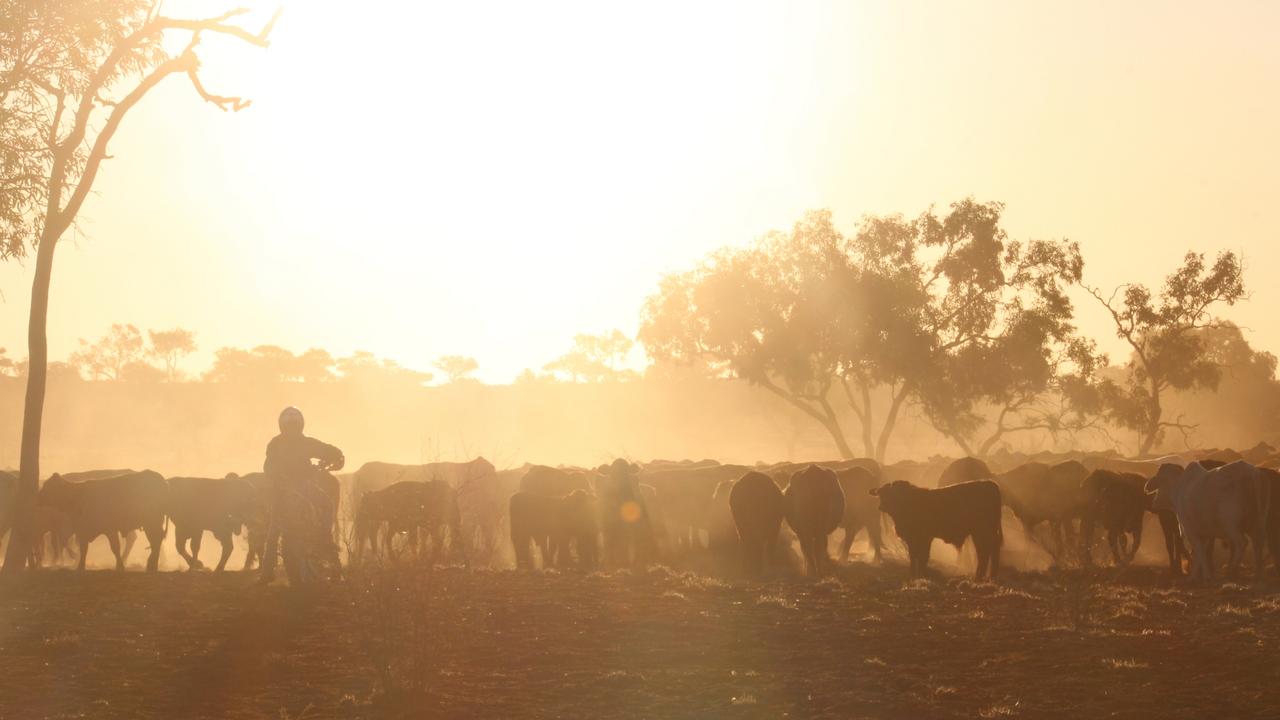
[509,491,561,569]
[784,465,845,576]
[1079,469,1146,566]
[167,476,258,572]
[642,464,749,553]
[553,489,600,570]
[728,472,786,577]
[38,469,140,564]
[353,480,461,563]
[39,470,168,571]
[836,466,883,563]
[937,457,992,487]
[871,480,1002,579]
[517,465,596,497]
[996,460,1089,562]
[351,458,497,502]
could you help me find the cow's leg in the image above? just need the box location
[174,528,196,569]
[214,529,234,572]
[1251,531,1265,580]
[1108,529,1124,566]
[107,533,124,571]
[1129,521,1143,563]
[1158,513,1182,577]
[1226,532,1245,580]
[975,538,990,579]
[190,531,206,570]
[1078,515,1096,566]
[120,530,138,567]
[1060,519,1079,564]
[77,535,90,571]
[144,523,164,572]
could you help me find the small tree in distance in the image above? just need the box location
[149,328,197,381]
[434,355,479,383]
[1083,251,1246,455]
[543,330,637,382]
[69,323,146,381]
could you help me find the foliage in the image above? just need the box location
[543,329,637,382]
[433,355,479,383]
[68,323,146,380]
[205,345,336,384]
[640,200,1094,460]
[337,350,432,387]
[148,328,197,381]
[1084,251,1246,454]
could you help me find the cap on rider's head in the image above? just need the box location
[278,406,304,435]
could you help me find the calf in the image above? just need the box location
[870,480,1002,579]
[167,476,258,572]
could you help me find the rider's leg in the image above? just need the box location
[259,516,281,582]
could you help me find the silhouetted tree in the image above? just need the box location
[1083,251,1246,455]
[544,330,638,382]
[205,346,335,384]
[68,323,146,380]
[148,328,197,381]
[434,355,479,383]
[0,348,14,377]
[641,202,1089,461]
[0,3,277,572]
[336,351,433,387]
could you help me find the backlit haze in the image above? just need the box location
[1,1,1278,382]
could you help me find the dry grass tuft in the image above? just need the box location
[755,593,798,610]
[1102,658,1150,670]
[1214,604,1251,618]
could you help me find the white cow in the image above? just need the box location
[1145,461,1271,582]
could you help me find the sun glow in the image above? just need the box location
[149,1,855,379]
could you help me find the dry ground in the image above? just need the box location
[1,563,1279,719]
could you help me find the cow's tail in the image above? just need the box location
[1254,468,1271,548]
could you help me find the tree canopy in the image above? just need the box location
[1085,251,1247,454]
[641,200,1098,461]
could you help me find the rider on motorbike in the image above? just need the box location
[259,406,345,585]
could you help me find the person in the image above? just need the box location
[259,406,345,584]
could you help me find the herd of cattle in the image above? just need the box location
[1,440,1278,583]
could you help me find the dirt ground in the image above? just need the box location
[2,561,1280,720]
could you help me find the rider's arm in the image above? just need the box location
[263,436,284,476]
[306,437,345,471]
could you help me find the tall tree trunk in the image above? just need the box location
[874,384,910,463]
[759,379,855,460]
[2,230,57,574]
[858,382,875,459]
[1139,379,1162,457]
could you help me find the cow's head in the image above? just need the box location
[1143,463,1184,512]
[868,480,914,516]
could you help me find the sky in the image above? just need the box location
[1,1,1278,383]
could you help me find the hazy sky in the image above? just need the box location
[1,1,1277,382]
